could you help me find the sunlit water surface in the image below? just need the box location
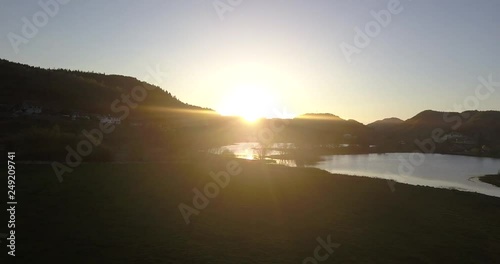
[217,143,500,197]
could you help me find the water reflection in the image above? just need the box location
[213,143,500,197]
[313,153,500,197]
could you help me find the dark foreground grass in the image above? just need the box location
[3,157,500,263]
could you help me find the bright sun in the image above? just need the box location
[217,84,274,122]
[241,112,261,123]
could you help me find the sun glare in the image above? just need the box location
[242,113,261,123]
[217,84,275,122]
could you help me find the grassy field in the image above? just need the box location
[4,157,500,263]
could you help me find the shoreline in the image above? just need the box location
[479,174,500,187]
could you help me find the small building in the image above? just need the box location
[70,111,90,120]
[99,115,121,125]
[441,132,466,142]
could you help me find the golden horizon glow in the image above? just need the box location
[217,84,276,122]
[242,114,261,123]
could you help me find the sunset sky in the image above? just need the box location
[1,0,499,123]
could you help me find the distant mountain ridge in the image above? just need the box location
[402,110,500,142]
[296,113,344,121]
[368,117,404,127]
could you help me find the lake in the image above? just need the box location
[215,143,500,197]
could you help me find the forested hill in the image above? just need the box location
[0,58,207,118]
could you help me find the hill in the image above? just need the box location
[0,59,225,161]
[371,110,500,156]
[368,117,404,127]
[296,113,344,121]
[0,58,206,118]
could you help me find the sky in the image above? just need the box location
[1,0,500,124]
